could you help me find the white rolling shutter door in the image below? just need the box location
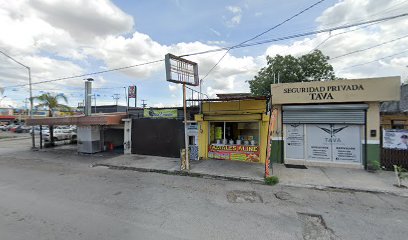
[282,104,368,125]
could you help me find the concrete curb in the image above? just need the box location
[279,183,408,198]
[92,163,264,184]
[91,163,408,197]
[0,136,31,142]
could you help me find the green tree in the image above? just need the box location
[34,93,71,145]
[249,50,336,96]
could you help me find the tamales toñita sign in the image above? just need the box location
[271,76,401,104]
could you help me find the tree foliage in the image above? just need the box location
[33,93,70,145]
[249,50,336,96]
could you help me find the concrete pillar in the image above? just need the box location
[123,119,132,155]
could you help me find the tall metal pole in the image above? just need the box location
[135,86,137,108]
[28,67,35,149]
[183,83,189,170]
[0,51,36,149]
[124,87,128,113]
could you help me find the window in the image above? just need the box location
[209,122,260,145]
[392,120,405,129]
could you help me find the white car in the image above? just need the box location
[30,126,49,135]
[44,129,77,142]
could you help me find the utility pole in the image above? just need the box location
[0,50,35,149]
[141,99,147,109]
[23,98,29,110]
[112,94,120,106]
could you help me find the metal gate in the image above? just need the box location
[131,119,184,158]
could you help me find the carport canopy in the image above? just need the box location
[26,113,127,126]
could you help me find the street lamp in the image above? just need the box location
[0,50,35,149]
[0,95,7,105]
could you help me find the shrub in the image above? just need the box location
[265,176,279,185]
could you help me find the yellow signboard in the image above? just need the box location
[271,76,400,104]
[143,109,177,118]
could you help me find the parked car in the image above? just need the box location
[30,126,49,135]
[9,124,21,132]
[44,129,77,142]
[14,125,31,133]
[0,124,8,131]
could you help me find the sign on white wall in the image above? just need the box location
[306,124,332,161]
[383,129,408,150]
[305,124,361,163]
[285,124,305,159]
[331,125,361,163]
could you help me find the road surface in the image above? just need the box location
[0,138,407,239]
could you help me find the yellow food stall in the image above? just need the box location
[195,96,269,163]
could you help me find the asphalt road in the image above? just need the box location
[0,138,407,240]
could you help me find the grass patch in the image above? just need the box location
[265,176,279,185]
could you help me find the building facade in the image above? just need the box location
[270,76,400,169]
[195,98,270,163]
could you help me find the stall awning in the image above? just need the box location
[26,113,127,126]
[203,114,262,121]
[0,115,15,120]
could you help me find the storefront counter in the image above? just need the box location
[208,143,260,162]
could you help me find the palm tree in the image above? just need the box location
[34,93,71,145]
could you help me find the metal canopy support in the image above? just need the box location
[183,83,190,170]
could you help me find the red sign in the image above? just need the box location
[128,86,136,98]
[208,144,260,163]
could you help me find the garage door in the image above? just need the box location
[283,104,365,165]
[282,104,368,124]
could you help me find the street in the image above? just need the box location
[0,138,407,240]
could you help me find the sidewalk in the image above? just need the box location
[92,154,408,197]
[274,164,408,197]
[92,154,264,182]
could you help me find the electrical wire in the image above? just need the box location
[330,33,408,61]
[198,0,327,81]
[339,49,408,71]
[2,12,408,89]
[308,32,332,53]
[2,59,163,88]
[179,13,408,58]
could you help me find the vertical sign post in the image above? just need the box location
[164,53,199,171]
[128,85,137,108]
[265,109,278,177]
[183,83,189,170]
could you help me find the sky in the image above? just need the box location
[1,0,408,108]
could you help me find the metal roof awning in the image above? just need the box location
[26,113,127,126]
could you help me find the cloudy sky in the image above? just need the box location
[1,0,408,108]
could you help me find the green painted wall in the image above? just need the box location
[364,143,380,170]
[270,140,283,164]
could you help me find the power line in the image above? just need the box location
[179,13,408,58]
[198,0,327,81]
[330,33,408,61]
[3,59,163,88]
[340,49,408,71]
[308,32,332,53]
[2,12,408,89]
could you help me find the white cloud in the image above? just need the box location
[30,0,134,40]
[226,6,242,14]
[225,5,242,27]
[168,84,181,92]
[209,28,221,37]
[260,0,408,81]
[4,0,406,108]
